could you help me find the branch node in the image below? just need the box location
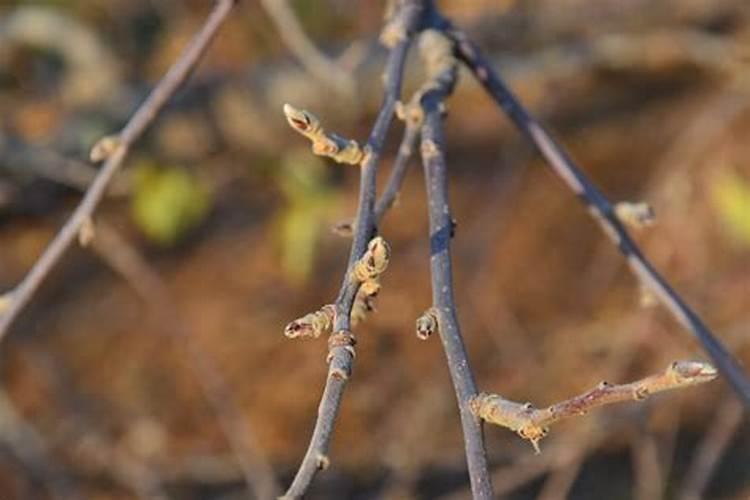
[352,236,391,282]
[615,201,656,229]
[415,308,438,340]
[78,216,96,248]
[0,292,13,315]
[395,98,424,128]
[420,139,439,160]
[89,135,122,163]
[326,331,356,366]
[315,454,330,471]
[351,279,380,326]
[282,104,364,165]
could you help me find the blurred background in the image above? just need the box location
[0,0,749,498]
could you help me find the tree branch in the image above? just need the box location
[281,2,425,497]
[0,0,236,342]
[418,28,494,499]
[471,361,718,452]
[437,13,750,408]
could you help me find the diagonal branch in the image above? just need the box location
[0,0,236,343]
[374,99,422,223]
[418,28,494,499]
[472,360,717,453]
[437,14,750,408]
[281,2,426,497]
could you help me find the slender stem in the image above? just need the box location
[440,17,750,408]
[419,30,494,498]
[282,2,425,497]
[677,397,745,500]
[472,361,718,452]
[374,123,420,223]
[0,0,236,342]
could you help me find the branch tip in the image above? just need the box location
[416,308,438,340]
[473,360,717,451]
[284,305,335,340]
[282,103,364,165]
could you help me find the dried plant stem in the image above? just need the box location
[419,28,494,498]
[439,16,750,407]
[0,0,235,342]
[90,222,280,500]
[471,361,717,452]
[259,0,355,97]
[282,2,425,497]
[678,397,745,500]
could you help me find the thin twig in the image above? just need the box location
[438,14,750,407]
[678,396,745,500]
[630,424,663,500]
[333,106,420,237]
[471,361,717,452]
[89,222,280,500]
[374,108,421,223]
[282,2,425,497]
[0,0,236,342]
[418,28,494,499]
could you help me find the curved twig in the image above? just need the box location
[282,2,426,497]
[0,0,236,342]
[418,28,494,499]
[259,0,356,97]
[437,13,750,408]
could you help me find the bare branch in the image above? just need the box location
[471,361,718,452]
[438,13,750,407]
[0,0,236,343]
[281,2,426,497]
[418,28,494,499]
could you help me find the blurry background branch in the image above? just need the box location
[0,0,236,341]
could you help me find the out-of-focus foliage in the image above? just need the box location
[275,150,339,284]
[130,162,210,246]
[712,168,750,247]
